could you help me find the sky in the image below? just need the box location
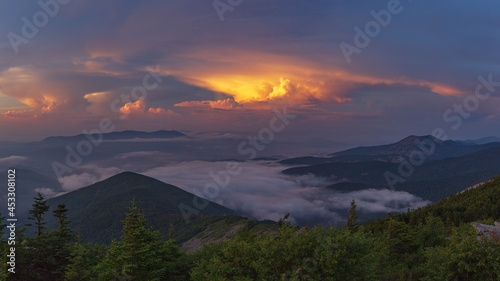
[1,0,500,143]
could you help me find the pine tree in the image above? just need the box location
[52,203,72,240]
[96,200,189,280]
[50,203,75,280]
[14,198,75,281]
[16,194,53,280]
[0,213,5,234]
[65,242,106,281]
[347,199,359,232]
[27,193,50,236]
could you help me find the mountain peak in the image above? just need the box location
[92,171,164,188]
[46,171,234,243]
[109,171,148,179]
[397,135,438,144]
[327,134,492,161]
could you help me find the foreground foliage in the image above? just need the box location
[2,177,500,280]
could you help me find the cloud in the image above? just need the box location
[58,172,100,192]
[34,187,60,199]
[1,0,499,142]
[120,100,147,115]
[0,67,70,118]
[119,100,179,118]
[57,166,121,192]
[52,159,425,225]
[143,161,429,225]
[175,98,242,110]
[147,107,179,116]
[0,156,27,166]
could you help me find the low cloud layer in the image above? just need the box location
[143,161,430,225]
[0,156,27,167]
[57,165,121,193]
[40,157,430,225]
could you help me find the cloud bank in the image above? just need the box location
[143,161,429,225]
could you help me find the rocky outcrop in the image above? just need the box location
[472,222,500,239]
[181,224,245,253]
[459,179,494,194]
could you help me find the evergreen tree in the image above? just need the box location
[27,193,50,236]
[12,199,75,281]
[52,203,72,240]
[96,201,189,280]
[50,203,75,279]
[347,199,359,232]
[65,242,107,281]
[0,213,5,234]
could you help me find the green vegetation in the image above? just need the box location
[44,172,234,244]
[94,201,189,280]
[347,199,359,232]
[3,177,500,280]
[9,194,76,280]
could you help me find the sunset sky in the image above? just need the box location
[1,0,499,143]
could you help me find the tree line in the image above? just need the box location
[1,177,500,280]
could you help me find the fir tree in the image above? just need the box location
[96,200,189,280]
[14,198,75,281]
[27,193,50,236]
[50,203,75,280]
[52,203,72,240]
[347,199,359,232]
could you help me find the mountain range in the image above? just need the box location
[41,130,186,143]
[9,133,500,247]
[282,135,500,201]
[280,135,500,165]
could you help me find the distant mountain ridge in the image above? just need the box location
[41,130,185,142]
[457,136,500,145]
[329,135,494,160]
[281,135,500,202]
[280,135,500,165]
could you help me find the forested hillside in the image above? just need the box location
[3,177,499,280]
[44,172,235,244]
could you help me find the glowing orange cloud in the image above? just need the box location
[119,100,179,118]
[1,109,35,119]
[148,107,164,114]
[148,107,179,116]
[164,48,463,108]
[1,95,63,119]
[0,67,70,118]
[175,98,241,110]
[120,100,147,115]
